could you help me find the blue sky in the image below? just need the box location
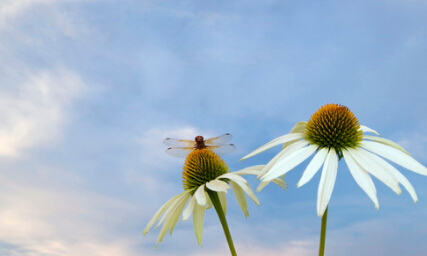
[1,0,427,255]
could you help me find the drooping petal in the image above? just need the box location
[361,140,427,176]
[155,191,191,229]
[156,191,192,245]
[218,191,227,214]
[256,177,287,191]
[343,150,379,209]
[262,144,317,181]
[182,195,196,221]
[297,148,328,187]
[143,192,188,235]
[167,194,192,235]
[240,133,304,160]
[195,185,207,205]
[317,148,338,217]
[232,165,286,191]
[229,177,259,205]
[193,200,206,245]
[220,172,247,183]
[283,122,307,148]
[349,148,401,195]
[205,193,213,209]
[360,148,418,202]
[256,180,270,191]
[289,121,308,134]
[233,165,265,176]
[206,179,229,192]
[230,181,249,217]
[359,125,380,135]
[363,135,409,154]
[260,140,309,177]
[271,176,287,189]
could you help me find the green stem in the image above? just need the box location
[207,190,237,256]
[318,206,328,256]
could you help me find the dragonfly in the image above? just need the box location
[164,133,236,158]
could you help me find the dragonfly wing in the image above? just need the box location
[165,147,194,158]
[204,133,233,146]
[163,138,196,147]
[209,144,236,156]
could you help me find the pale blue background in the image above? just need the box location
[1,1,427,255]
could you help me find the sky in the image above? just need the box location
[1,0,427,255]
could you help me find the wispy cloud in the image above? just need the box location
[0,66,85,157]
[1,1,427,255]
[0,173,141,256]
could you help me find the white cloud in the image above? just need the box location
[0,173,142,256]
[0,0,93,42]
[0,0,60,29]
[0,66,84,157]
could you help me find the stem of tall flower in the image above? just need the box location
[318,206,328,256]
[207,190,237,256]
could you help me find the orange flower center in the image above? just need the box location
[305,104,363,156]
[182,149,228,191]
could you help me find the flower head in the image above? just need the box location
[143,148,260,247]
[241,104,427,217]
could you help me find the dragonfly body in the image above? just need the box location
[195,136,206,149]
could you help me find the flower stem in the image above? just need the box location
[207,190,237,256]
[318,206,328,256]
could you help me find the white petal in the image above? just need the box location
[206,179,229,192]
[363,135,409,154]
[231,178,259,205]
[297,148,328,187]
[218,191,227,214]
[262,144,317,181]
[361,140,427,176]
[195,185,207,205]
[360,148,418,202]
[283,122,307,148]
[205,193,213,208]
[156,192,191,229]
[193,200,206,245]
[256,180,271,191]
[360,125,379,135]
[317,148,338,217]
[240,133,304,160]
[260,140,309,177]
[343,150,379,209]
[219,173,247,183]
[182,195,196,221]
[156,191,192,244]
[349,148,401,195]
[272,176,287,189]
[230,181,249,217]
[143,192,186,234]
[289,121,308,134]
[233,165,265,176]
[257,175,287,191]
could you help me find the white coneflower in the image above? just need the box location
[242,103,427,216]
[241,103,427,256]
[144,148,261,255]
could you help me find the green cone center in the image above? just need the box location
[182,149,228,191]
[305,104,363,155]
